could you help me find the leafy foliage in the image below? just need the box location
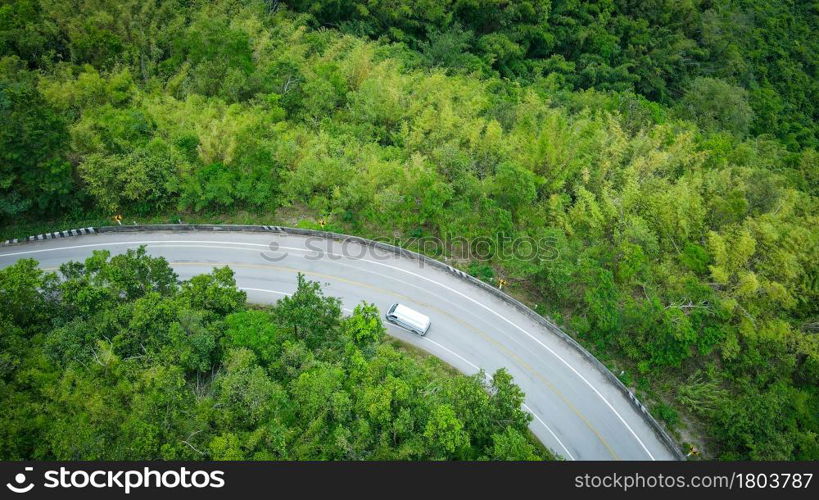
[285,0,818,148]
[0,57,73,217]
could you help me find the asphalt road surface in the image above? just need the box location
[0,230,679,460]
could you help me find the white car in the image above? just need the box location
[385,303,431,336]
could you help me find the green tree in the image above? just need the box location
[0,56,74,218]
[677,77,754,136]
[79,139,179,214]
[424,404,469,458]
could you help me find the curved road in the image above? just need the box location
[0,230,678,460]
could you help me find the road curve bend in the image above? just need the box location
[0,226,682,460]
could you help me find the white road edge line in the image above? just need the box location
[522,404,576,461]
[2,238,654,459]
[241,286,576,461]
[241,287,289,296]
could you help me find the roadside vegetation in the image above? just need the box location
[0,249,546,460]
[0,0,817,459]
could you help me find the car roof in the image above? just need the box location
[392,304,430,328]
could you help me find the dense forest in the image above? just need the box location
[288,0,818,150]
[0,0,817,460]
[0,249,545,460]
